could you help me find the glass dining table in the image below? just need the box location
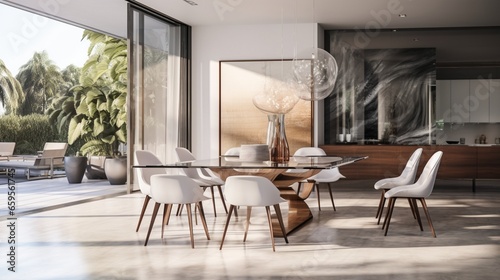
[133,155,368,236]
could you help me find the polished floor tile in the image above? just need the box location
[1,179,499,279]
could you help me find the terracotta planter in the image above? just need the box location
[104,156,127,185]
[64,156,88,184]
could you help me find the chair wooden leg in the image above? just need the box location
[376,190,386,219]
[197,202,210,240]
[217,185,229,214]
[377,191,387,225]
[243,206,252,242]
[327,183,336,211]
[210,186,217,217]
[419,198,437,237]
[220,205,235,250]
[297,182,302,194]
[161,204,169,239]
[315,183,322,211]
[186,204,195,248]
[144,202,160,246]
[265,206,276,251]
[176,204,183,216]
[274,204,288,244]
[411,199,423,231]
[165,204,173,225]
[384,197,397,236]
[408,198,417,219]
[136,195,151,232]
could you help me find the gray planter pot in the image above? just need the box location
[64,156,88,184]
[104,156,127,185]
[86,156,107,179]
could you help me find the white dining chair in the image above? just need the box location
[175,147,228,217]
[382,151,443,237]
[220,175,288,251]
[374,148,423,224]
[134,150,168,232]
[293,147,346,211]
[144,174,210,247]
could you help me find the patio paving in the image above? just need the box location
[0,173,127,220]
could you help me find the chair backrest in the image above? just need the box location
[224,175,285,206]
[293,147,326,157]
[309,167,346,181]
[413,151,443,197]
[135,150,167,195]
[150,174,206,204]
[386,151,443,199]
[0,142,16,156]
[398,148,423,184]
[175,147,202,179]
[224,147,241,156]
[36,142,68,166]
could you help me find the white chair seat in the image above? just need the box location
[220,175,288,251]
[144,175,211,247]
[382,151,443,237]
[374,148,423,224]
[134,150,169,232]
[292,147,345,211]
[175,147,229,216]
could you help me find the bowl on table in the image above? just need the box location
[446,140,459,144]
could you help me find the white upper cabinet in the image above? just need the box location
[436,80,451,122]
[490,79,500,122]
[450,80,470,123]
[469,79,490,122]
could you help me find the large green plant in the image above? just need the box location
[67,30,127,157]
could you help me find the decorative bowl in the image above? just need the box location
[446,140,459,144]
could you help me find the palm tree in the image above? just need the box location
[0,59,24,114]
[46,65,81,133]
[16,51,63,115]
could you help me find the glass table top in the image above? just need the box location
[133,155,368,170]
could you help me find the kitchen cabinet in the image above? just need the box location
[450,80,470,123]
[436,80,451,122]
[469,79,489,122]
[437,79,500,123]
[490,79,500,122]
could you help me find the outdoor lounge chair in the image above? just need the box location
[0,142,16,161]
[0,142,68,180]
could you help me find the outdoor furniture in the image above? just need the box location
[0,142,16,160]
[0,142,68,180]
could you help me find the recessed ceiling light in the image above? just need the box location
[413,38,420,42]
[399,14,407,18]
[392,29,397,32]
[183,0,198,5]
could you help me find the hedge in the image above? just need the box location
[0,114,60,155]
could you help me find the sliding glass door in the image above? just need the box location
[127,3,191,191]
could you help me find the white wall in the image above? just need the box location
[191,23,321,159]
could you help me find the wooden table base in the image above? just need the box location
[210,168,319,237]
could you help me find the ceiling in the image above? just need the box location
[2,0,500,38]
[1,0,499,65]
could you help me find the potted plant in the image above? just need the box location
[64,152,88,184]
[67,30,127,185]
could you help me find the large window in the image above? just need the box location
[127,3,190,190]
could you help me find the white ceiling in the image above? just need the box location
[1,0,499,64]
[2,0,500,38]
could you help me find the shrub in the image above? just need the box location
[0,114,59,154]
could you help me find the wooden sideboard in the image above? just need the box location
[320,145,500,190]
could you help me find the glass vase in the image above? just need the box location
[268,114,290,163]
